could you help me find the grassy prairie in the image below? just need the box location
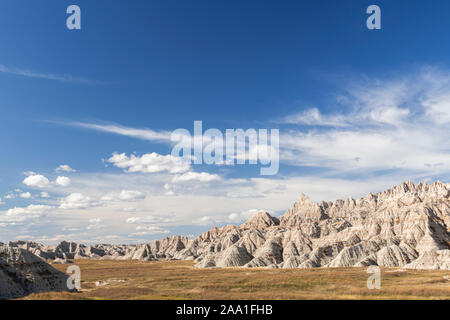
[23,260,450,300]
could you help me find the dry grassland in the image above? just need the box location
[22,260,450,300]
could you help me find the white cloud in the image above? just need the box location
[193,209,266,225]
[19,192,31,199]
[101,190,145,202]
[87,218,104,230]
[0,204,54,225]
[55,176,71,187]
[23,174,50,188]
[60,193,98,209]
[126,217,143,224]
[283,108,351,127]
[51,68,450,183]
[126,215,172,236]
[6,204,52,217]
[195,216,216,226]
[119,190,145,201]
[0,64,97,84]
[126,216,171,224]
[9,66,450,245]
[227,209,264,222]
[163,184,175,196]
[56,165,76,173]
[67,122,172,143]
[2,169,431,244]
[130,225,170,236]
[279,68,450,176]
[40,192,50,198]
[423,95,450,124]
[171,172,221,183]
[4,194,14,199]
[23,174,72,188]
[108,152,191,174]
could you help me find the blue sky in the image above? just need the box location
[1,0,450,244]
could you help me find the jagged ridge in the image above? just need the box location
[5,181,450,270]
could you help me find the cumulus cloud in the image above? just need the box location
[22,173,72,188]
[40,192,50,198]
[23,174,50,188]
[171,172,221,183]
[19,192,31,199]
[60,193,98,209]
[56,165,76,173]
[0,204,54,225]
[6,204,53,217]
[108,152,191,174]
[55,176,71,187]
[118,190,145,201]
[101,190,145,202]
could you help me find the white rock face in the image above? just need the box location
[6,181,450,270]
[7,236,190,263]
[0,246,70,299]
[184,181,450,269]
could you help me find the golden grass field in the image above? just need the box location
[23,260,450,300]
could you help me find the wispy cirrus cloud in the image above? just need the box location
[53,66,450,180]
[0,64,102,85]
[64,121,173,143]
[56,66,450,180]
[282,108,353,127]
[279,67,450,178]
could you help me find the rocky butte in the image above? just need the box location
[3,181,450,270]
[0,246,70,298]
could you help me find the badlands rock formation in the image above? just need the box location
[6,181,450,270]
[7,236,190,262]
[0,246,70,298]
[189,181,450,270]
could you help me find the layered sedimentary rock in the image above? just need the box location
[6,181,450,270]
[191,181,450,269]
[0,246,70,299]
[189,181,450,270]
[7,236,190,263]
